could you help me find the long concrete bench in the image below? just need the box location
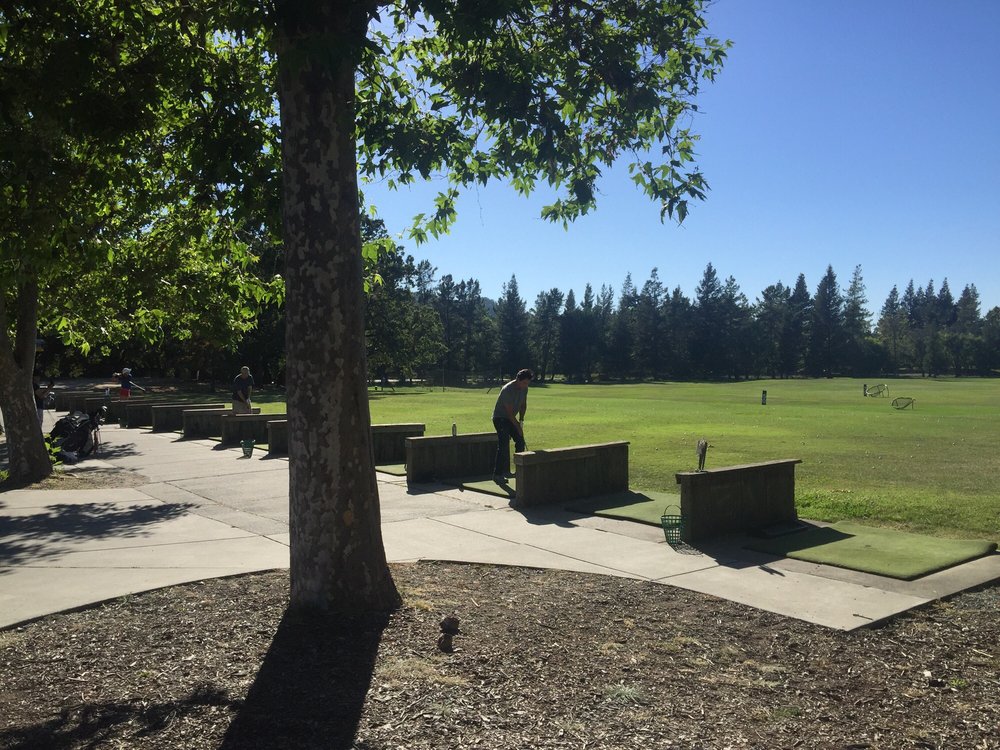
[513,441,629,507]
[220,413,288,445]
[151,403,228,432]
[406,432,495,483]
[182,407,260,439]
[265,421,425,458]
[674,459,802,543]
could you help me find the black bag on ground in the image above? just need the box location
[49,411,96,457]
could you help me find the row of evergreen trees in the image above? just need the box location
[365,251,1000,382]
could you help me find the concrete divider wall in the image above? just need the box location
[183,407,260,438]
[56,390,104,413]
[372,423,426,464]
[126,400,217,429]
[79,393,126,417]
[151,403,227,432]
[267,420,288,455]
[674,459,801,542]
[406,433,495,483]
[265,421,425,458]
[101,396,182,422]
[514,441,629,507]
[80,395,114,418]
[220,413,288,445]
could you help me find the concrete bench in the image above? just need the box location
[182,407,260,439]
[267,420,288,455]
[675,459,802,542]
[220,413,288,445]
[151,403,227,432]
[265,421,425,458]
[513,441,629,507]
[406,432,496,483]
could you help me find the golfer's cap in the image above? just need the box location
[122,367,131,374]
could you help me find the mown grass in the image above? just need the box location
[361,378,1000,540]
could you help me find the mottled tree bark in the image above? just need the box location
[276,0,400,613]
[0,279,53,483]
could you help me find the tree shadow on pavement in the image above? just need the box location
[0,501,195,570]
[220,608,387,750]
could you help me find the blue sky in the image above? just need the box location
[363,0,1000,317]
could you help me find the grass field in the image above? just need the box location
[357,377,1000,541]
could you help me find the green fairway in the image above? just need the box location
[361,378,1000,540]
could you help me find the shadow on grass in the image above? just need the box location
[220,608,387,749]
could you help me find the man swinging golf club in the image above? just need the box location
[492,368,533,484]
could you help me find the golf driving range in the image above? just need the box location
[367,377,999,579]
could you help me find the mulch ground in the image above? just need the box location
[1,561,998,750]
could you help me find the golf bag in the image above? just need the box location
[49,408,105,463]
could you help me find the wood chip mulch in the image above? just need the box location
[1,562,998,750]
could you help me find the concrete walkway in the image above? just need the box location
[2,421,998,632]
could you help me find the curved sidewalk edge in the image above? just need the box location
[2,424,998,632]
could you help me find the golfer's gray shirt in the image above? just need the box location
[492,380,527,420]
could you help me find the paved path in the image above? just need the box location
[2,421,998,631]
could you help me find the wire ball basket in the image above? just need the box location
[660,504,684,546]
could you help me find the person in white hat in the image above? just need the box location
[113,367,145,401]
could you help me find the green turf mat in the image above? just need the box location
[745,521,998,580]
[453,476,517,499]
[565,489,682,527]
[376,463,407,476]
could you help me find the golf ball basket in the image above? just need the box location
[240,439,255,458]
[660,505,684,546]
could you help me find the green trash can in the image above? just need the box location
[241,439,255,458]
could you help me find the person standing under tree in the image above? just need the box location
[232,366,254,414]
[491,368,533,484]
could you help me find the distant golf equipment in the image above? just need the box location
[891,397,915,410]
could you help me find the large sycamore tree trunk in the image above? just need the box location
[276,1,400,613]
[0,278,53,484]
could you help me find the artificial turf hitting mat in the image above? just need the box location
[375,463,407,476]
[565,490,682,527]
[455,476,517,499]
[745,521,998,580]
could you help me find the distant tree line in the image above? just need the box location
[44,217,996,385]
[359,242,1000,383]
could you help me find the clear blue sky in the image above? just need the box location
[363,0,1000,317]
